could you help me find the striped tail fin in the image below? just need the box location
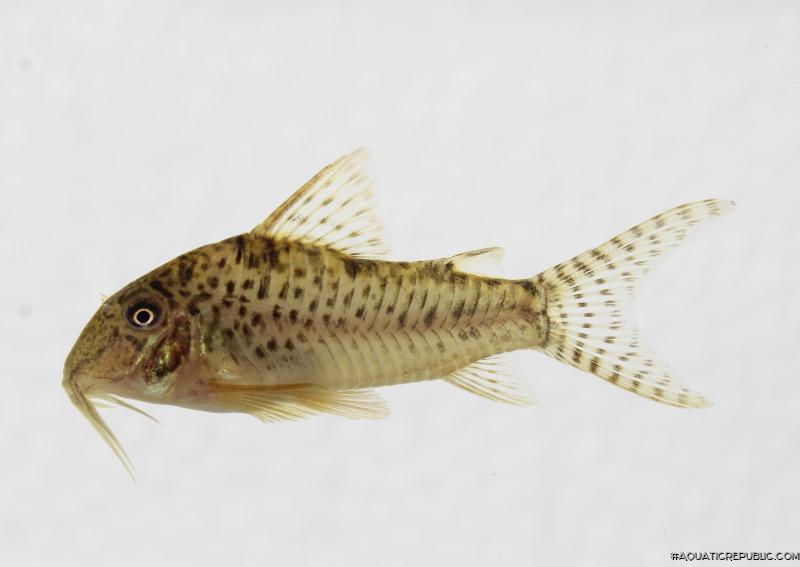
[536,199,734,408]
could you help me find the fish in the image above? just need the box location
[63,148,734,476]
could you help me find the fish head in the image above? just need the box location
[64,276,195,395]
[63,272,193,476]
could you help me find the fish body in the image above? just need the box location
[64,148,734,476]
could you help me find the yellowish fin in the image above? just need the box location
[446,354,537,406]
[208,382,390,422]
[536,199,735,408]
[448,247,505,277]
[253,147,388,258]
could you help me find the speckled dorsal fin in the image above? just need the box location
[253,148,388,258]
[449,247,505,277]
[445,354,537,406]
[208,382,390,422]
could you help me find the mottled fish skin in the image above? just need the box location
[63,148,734,476]
[126,237,546,394]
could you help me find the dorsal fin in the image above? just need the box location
[252,148,388,258]
[448,247,505,277]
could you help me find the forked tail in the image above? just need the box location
[535,199,734,408]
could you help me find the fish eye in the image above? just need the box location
[124,299,164,330]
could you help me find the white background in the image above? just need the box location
[1,2,798,566]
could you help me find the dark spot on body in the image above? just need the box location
[180,265,195,286]
[267,338,278,351]
[453,300,466,320]
[257,276,269,299]
[343,259,359,279]
[267,247,280,269]
[294,287,304,299]
[235,236,245,264]
[149,280,174,301]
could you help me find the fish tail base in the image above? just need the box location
[533,199,734,408]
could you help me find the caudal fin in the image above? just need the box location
[535,199,734,408]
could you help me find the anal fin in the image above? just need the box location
[445,354,537,406]
[209,383,390,422]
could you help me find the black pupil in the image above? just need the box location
[135,309,152,325]
[128,301,160,328]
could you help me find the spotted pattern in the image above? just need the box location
[131,231,545,391]
[93,196,730,409]
[537,199,734,408]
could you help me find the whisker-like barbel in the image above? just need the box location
[64,378,136,479]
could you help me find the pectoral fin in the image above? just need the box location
[208,382,390,422]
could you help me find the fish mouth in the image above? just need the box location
[63,370,137,479]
